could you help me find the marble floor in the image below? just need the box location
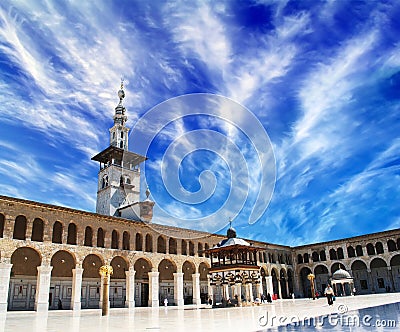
[0,293,399,332]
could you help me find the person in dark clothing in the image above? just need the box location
[266,293,272,303]
[324,285,334,306]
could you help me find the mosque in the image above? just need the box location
[0,84,399,312]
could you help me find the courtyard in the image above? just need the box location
[0,293,399,332]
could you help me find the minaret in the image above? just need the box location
[91,81,154,222]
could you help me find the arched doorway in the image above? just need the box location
[287,269,294,296]
[199,262,209,304]
[158,259,177,305]
[50,250,75,310]
[134,258,152,307]
[299,267,312,298]
[110,256,128,308]
[351,260,369,294]
[183,261,195,304]
[9,247,41,310]
[390,255,400,291]
[280,269,288,298]
[370,258,388,293]
[271,269,279,299]
[314,265,329,296]
[82,254,103,308]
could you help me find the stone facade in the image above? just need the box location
[0,195,295,311]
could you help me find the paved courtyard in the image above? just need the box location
[0,293,399,332]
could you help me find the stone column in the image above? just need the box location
[367,269,375,292]
[71,266,83,310]
[174,272,184,307]
[258,280,263,298]
[125,268,136,308]
[223,283,229,301]
[148,271,159,307]
[99,273,110,311]
[286,280,290,297]
[0,263,12,312]
[236,283,242,303]
[248,283,254,302]
[207,278,213,304]
[35,265,53,312]
[192,273,201,305]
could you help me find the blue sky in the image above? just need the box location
[0,0,399,246]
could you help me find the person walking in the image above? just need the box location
[324,285,334,306]
[164,298,168,307]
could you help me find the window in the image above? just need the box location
[347,246,355,258]
[356,245,363,256]
[375,242,384,254]
[52,221,62,243]
[97,228,105,247]
[67,223,77,245]
[84,226,93,246]
[337,248,344,259]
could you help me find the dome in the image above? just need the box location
[332,268,352,280]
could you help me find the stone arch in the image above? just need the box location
[158,259,177,280]
[134,257,152,307]
[67,222,77,245]
[297,254,303,264]
[122,231,130,250]
[189,241,195,256]
[50,250,76,277]
[111,229,119,249]
[287,269,294,295]
[10,247,41,310]
[13,215,27,240]
[299,266,312,298]
[182,260,195,304]
[198,243,203,257]
[134,257,152,280]
[390,254,400,267]
[370,257,388,293]
[320,250,327,261]
[157,235,166,254]
[81,254,103,309]
[136,233,143,251]
[387,239,396,252]
[97,227,105,247]
[11,247,41,276]
[52,221,63,244]
[158,258,177,305]
[337,247,344,259]
[375,241,384,254]
[356,245,363,256]
[145,234,152,252]
[181,240,187,255]
[366,243,375,256]
[347,246,355,258]
[82,254,104,278]
[271,268,279,298]
[314,264,329,295]
[329,249,337,260]
[279,268,288,298]
[84,226,93,246]
[49,250,76,310]
[0,213,4,238]
[169,237,177,254]
[370,257,387,269]
[199,262,209,281]
[330,262,342,274]
[110,256,129,279]
[31,218,44,242]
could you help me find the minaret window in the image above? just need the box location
[121,132,124,138]
[125,177,131,184]
[120,141,123,148]
[102,175,109,189]
[113,132,115,139]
